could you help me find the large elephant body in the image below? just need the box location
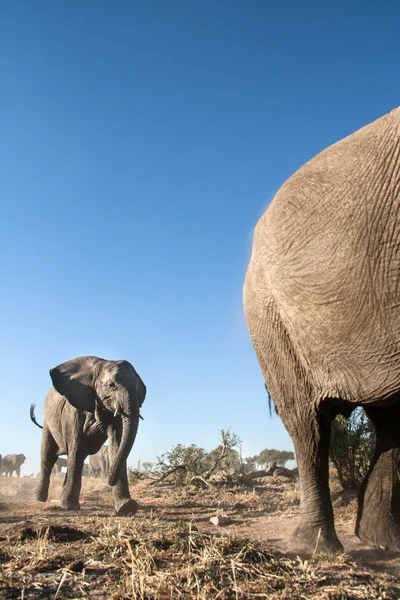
[244,107,400,552]
[31,356,146,515]
[89,446,109,478]
[1,454,26,477]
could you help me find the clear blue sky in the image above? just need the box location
[1,1,400,475]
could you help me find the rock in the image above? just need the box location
[209,514,232,526]
[233,502,247,511]
[273,467,296,479]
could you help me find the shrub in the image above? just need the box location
[330,407,375,490]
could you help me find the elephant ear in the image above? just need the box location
[50,356,104,413]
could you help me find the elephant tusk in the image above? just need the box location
[114,408,120,417]
[139,413,144,420]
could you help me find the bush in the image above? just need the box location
[153,429,243,487]
[330,407,375,490]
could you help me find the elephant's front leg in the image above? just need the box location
[59,448,85,511]
[108,433,138,516]
[286,402,342,553]
[36,427,58,502]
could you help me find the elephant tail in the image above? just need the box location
[265,384,279,417]
[30,404,43,429]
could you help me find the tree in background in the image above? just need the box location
[256,449,295,469]
[330,407,375,490]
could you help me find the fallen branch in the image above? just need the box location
[190,475,212,488]
[149,464,186,486]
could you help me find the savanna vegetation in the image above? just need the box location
[1,420,398,599]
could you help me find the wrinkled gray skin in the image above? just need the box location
[1,454,26,477]
[32,356,146,515]
[89,446,109,478]
[52,457,68,474]
[244,107,400,553]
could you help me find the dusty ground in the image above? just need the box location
[0,475,399,598]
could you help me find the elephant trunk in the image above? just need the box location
[107,405,139,487]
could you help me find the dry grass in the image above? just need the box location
[0,476,399,599]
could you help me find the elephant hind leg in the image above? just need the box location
[356,401,400,550]
[246,298,342,553]
[36,428,58,502]
[288,401,343,553]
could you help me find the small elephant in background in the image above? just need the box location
[1,454,26,477]
[52,457,68,475]
[89,446,109,478]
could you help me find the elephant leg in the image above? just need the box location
[356,403,400,550]
[16,467,20,478]
[287,402,342,553]
[59,449,84,511]
[37,427,58,502]
[101,457,107,479]
[108,434,138,516]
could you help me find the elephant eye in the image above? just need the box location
[107,381,116,390]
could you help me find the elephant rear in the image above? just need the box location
[245,106,400,407]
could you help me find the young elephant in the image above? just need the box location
[52,456,68,475]
[89,446,109,478]
[31,356,146,515]
[1,454,26,477]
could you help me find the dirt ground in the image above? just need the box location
[0,475,399,598]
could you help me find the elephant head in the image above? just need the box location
[50,356,146,486]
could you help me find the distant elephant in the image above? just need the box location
[82,463,89,477]
[244,107,400,552]
[1,454,26,477]
[52,457,68,474]
[89,446,109,478]
[30,356,146,515]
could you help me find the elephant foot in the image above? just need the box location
[356,445,400,551]
[60,499,81,511]
[356,519,400,551]
[115,498,139,516]
[36,488,48,503]
[291,523,343,554]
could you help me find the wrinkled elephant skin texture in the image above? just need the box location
[1,454,26,477]
[34,356,146,515]
[244,107,400,553]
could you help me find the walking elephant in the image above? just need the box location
[89,446,109,478]
[30,356,146,515]
[244,107,400,552]
[1,454,26,477]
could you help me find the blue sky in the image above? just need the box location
[1,1,400,475]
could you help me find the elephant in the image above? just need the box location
[30,356,146,515]
[89,446,109,478]
[244,107,400,553]
[1,454,26,477]
[52,457,68,474]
